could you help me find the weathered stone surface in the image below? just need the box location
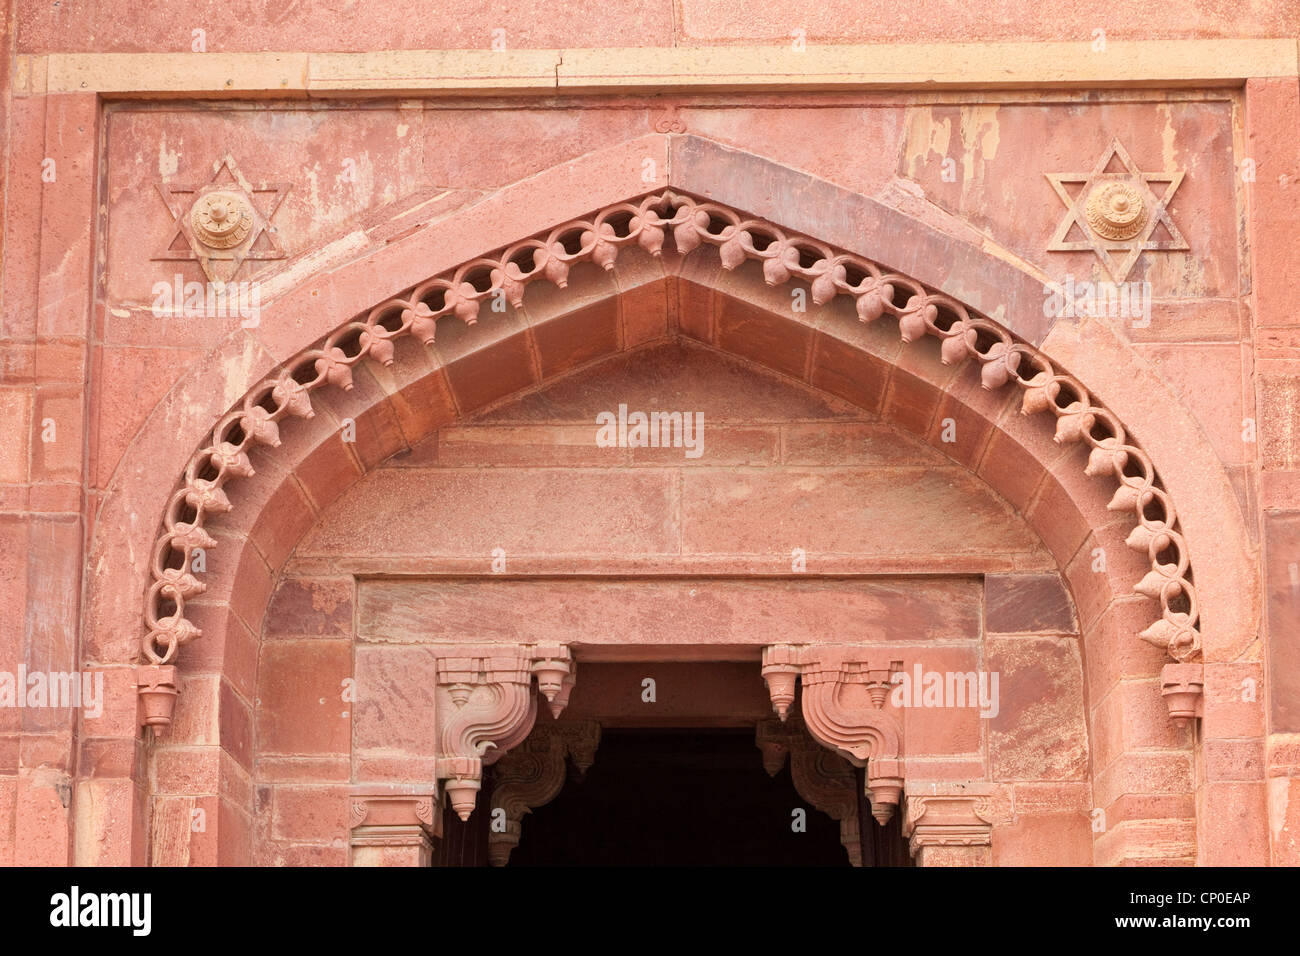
[1265,513,1300,733]
[4,44,1285,868]
[987,636,1090,782]
[984,573,1075,635]
[255,642,353,756]
[357,578,982,648]
[477,340,860,424]
[680,468,1043,560]
[264,577,355,639]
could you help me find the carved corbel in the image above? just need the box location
[761,645,905,825]
[559,717,600,775]
[434,643,575,822]
[135,664,179,732]
[1160,661,1204,725]
[488,720,601,866]
[349,785,440,867]
[756,718,862,866]
[902,782,995,866]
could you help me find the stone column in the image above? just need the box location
[902,782,995,866]
[349,786,440,867]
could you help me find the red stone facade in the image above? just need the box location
[1,5,1298,867]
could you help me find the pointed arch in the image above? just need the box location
[81,134,1257,867]
[141,187,1200,674]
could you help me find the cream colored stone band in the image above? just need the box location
[12,39,1298,96]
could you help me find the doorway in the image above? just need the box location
[433,727,912,866]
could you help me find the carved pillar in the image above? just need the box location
[762,645,904,824]
[488,720,601,866]
[902,783,995,866]
[349,786,440,867]
[434,643,576,822]
[756,717,862,866]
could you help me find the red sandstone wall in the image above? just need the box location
[90,94,1248,506]
[11,1,1299,52]
[251,345,1091,865]
[0,2,1296,867]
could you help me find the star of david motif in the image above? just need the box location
[1045,138,1188,283]
[153,155,290,287]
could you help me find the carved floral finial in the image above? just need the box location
[761,645,801,721]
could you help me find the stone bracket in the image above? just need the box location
[488,719,601,866]
[433,643,577,822]
[761,644,905,824]
[1161,661,1204,725]
[756,717,863,866]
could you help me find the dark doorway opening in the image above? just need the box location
[495,728,897,866]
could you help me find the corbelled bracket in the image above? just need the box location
[434,643,576,822]
[1161,661,1204,725]
[756,717,863,866]
[761,644,905,824]
[488,720,601,866]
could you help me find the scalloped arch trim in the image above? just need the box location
[142,189,1202,676]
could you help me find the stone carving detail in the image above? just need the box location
[1046,137,1188,282]
[135,664,179,730]
[756,717,863,865]
[1160,660,1205,725]
[488,720,601,866]
[153,154,289,287]
[1085,182,1146,241]
[652,105,687,134]
[433,644,576,822]
[902,782,995,864]
[190,191,255,249]
[138,188,1203,726]
[348,786,440,866]
[762,645,905,825]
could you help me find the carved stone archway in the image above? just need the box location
[139,186,1201,701]
[81,134,1256,867]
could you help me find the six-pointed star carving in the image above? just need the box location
[1045,137,1188,283]
[154,155,289,287]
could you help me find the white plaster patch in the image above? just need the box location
[158,135,180,178]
